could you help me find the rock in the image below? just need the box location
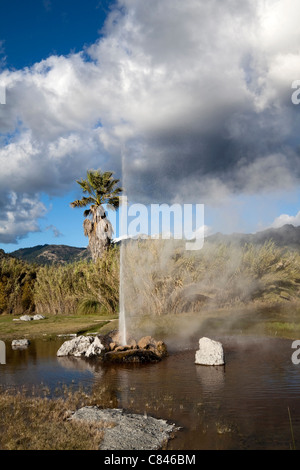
[57,330,168,363]
[195,337,225,366]
[70,406,178,450]
[19,315,33,322]
[155,341,168,358]
[57,336,94,357]
[128,339,137,349]
[138,336,155,349]
[105,330,121,344]
[104,348,164,364]
[137,336,168,359]
[33,314,45,320]
[85,337,105,358]
[12,339,30,349]
[115,345,130,352]
[57,335,106,358]
[57,334,77,338]
[18,314,45,322]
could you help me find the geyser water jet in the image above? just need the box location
[119,195,127,346]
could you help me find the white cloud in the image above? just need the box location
[0,192,47,243]
[271,211,300,228]
[1,0,300,241]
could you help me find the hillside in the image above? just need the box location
[207,224,300,250]
[4,224,300,265]
[10,244,91,265]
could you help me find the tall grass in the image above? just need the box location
[122,239,300,317]
[0,257,36,315]
[0,240,299,317]
[34,246,119,316]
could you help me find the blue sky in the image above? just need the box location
[0,0,113,251]
[0,0,300,252]
[0,0,112,70]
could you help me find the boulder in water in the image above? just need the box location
[195,337,225,366]
[12,339,30,349]
[57,335,101,357]
[56,331,168,363]
[85,336,105,358]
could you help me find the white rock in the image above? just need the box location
[12,339,30,349]
[57,336,95,357]
[33,314,45,320]
[195,337,225,366]
[85,337,105,358]
[19,315,33,322]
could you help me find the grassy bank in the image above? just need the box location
[1,303,300,343]
[0,386,112,450]
[127,302,300,343]
[0,314,118,341]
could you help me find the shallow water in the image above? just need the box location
[1,335,300,450]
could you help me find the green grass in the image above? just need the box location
[0,314,118,341]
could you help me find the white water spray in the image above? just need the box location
[119,229,127,345]
[119,147,127,346]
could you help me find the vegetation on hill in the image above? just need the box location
[0,256,36,315]
[0,237,299,317]
[122,239,300,317]
[208,224,300,250]
[10,244,90,265]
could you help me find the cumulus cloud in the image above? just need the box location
[0,192,46,243]
[1,0,300,241]
[271,211,300,228]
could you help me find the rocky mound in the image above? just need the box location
[70,406,178,450]
[57,331,168,363]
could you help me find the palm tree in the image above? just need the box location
[70,169,123,261]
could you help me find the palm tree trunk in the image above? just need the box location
[84,206,113,261]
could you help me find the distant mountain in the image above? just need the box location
[207,224,300,250]
[10,244,91,265]
[5,224,300,265]
[0,248,8,260]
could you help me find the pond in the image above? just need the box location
[0,334,300,450]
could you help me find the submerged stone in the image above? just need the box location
[12,339,30,349]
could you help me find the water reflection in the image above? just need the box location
[195,364,225,392]
[57,356,104,378]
